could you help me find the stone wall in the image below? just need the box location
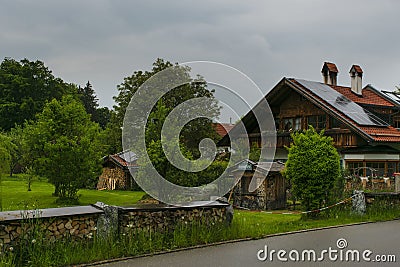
[120,204,227,234]
[0,206,101,248]
[0,201,230,249]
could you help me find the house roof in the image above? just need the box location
[287,78,400,142]
[213,123,234,137]
[330,85,394,107]
[229,159,284,174]
[218,75,400,146]
[105,150,138,169]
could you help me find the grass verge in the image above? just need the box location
[0,175,145,211]
[1,199,399,266]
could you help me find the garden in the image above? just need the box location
[1,173,400,266]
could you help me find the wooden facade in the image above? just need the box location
[219,62,400,181]
[231,160,286,210]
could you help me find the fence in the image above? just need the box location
[0,200,230,248]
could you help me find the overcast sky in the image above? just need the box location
[1,0,400,122]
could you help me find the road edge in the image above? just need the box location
[76,218,399,266]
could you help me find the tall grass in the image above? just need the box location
[1,199,399,266]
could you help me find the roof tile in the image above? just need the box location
[330,85,394,107]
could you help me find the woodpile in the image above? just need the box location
[120,207,227,233]
[97,167,128,190]
[0,215,98,247]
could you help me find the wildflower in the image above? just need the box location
[122,233,126,236]
[87,233,93,239]
[93,227,97,231]
[9,247,13,252]
[31,239,36,244]
[181,216,185,220]
[126,224,133,228]
[184,221,188,225]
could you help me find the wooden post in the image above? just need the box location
[394,173,400,193]
[360,177,368,189]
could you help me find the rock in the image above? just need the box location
[65,221,72,230]
[352,190,366,215]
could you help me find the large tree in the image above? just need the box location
[109,58,221,156]
[0,58,75,131]
[77,81,111,129]
[24,95,103,200]
[284,127,340,214]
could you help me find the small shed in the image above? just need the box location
[231,160,286,210]
[97,150,138,190]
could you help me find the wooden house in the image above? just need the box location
[97,150,138,190]
[220,62,400,178]
[230,160,286,210]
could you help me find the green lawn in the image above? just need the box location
[0,174,145,211]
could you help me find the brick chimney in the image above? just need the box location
[349,65,363,95]
[321,62,338,85]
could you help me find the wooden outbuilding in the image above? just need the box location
[231,160,286,210]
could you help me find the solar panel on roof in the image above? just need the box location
[382,91,400,104]
[295,79,388,127]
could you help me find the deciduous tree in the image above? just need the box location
[0,58,75,130]
[24,95,102,200]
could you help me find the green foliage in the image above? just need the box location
[77,81,111,129]
[7,126,25,176]
[109,58,220,156]
[284,126,341,214]
[0,57,76,131]
[0,132,13,174]
[0,132,13,211]
[2,203,399,266]
[248,142,261,162]
[23,96,103,200]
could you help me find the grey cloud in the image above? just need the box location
[1,0,400,115]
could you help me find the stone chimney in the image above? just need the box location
[349,65,363,95]
[321,62,338,85]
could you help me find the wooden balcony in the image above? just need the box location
[273,129,358,148]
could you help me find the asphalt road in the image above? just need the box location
[97,220,400,267]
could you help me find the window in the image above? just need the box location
[393,117,400,129]
[307,115,326,130]
[366,162,385,177]
[330,117,341,129]
[347,161,398,177]
[347,162,364,176]
[387,162,396,177]
[275,118,280,130]
[283,118,293,131]
[294,117,302,130]
[282,117,302,131]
